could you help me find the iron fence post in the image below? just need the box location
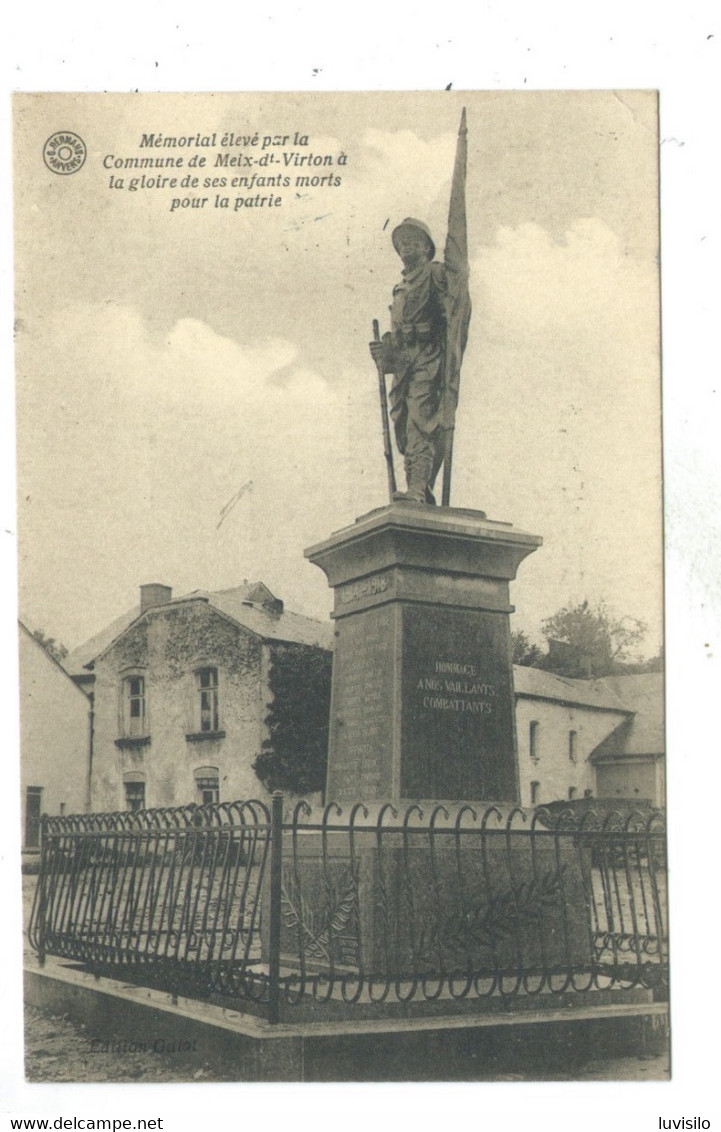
[37,814,48,967]
[268,791,284,1024]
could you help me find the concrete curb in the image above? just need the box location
[25,959,669,1082]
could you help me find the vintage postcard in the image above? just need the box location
[13,90,667,1087]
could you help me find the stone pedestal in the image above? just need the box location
[270,825,591,980]
[305,503,542,804]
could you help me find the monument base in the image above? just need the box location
[265,810,592,980]
[305,503,542,804]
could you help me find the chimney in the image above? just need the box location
[140,584,173,612]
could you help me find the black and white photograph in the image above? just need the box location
[2,7,719,1124]
[13,88,668,1083]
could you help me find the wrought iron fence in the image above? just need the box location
[28,801,273,1009]
[29,796,667,1023]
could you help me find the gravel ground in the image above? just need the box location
[24,1005,219,1083]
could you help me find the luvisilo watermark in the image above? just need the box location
[659,1120,711,1129]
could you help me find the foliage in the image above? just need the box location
[511,629,544,667]
[252,642,332,796]
[280,863,357,962]
[444,869,565,956]
[622,646,664,674]
[32,628,68,664]
[539,599,648,678]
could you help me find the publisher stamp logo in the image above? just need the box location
[43,131,86,175]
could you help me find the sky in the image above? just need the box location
[14,90,662,657]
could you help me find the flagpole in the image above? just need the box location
[441,429,454,507]
[441,107,470,508]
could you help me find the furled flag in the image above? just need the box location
[441,107,472,506]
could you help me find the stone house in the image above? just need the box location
[65,582,332,812]
[589,673,665,804]
[63,583,664,813]
[18,621,92,851]
[514,666,665,808]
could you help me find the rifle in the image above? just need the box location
[441,428,454,507]
[372,319,397,502]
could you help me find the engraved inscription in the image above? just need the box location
[328,608,393,798]
[415,659,497,715]
[400,605,517,800]
[337,572,390,606]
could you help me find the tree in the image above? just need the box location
[621,645,664,674]
[511,629,544,667]
[32,628,68,664]
[252,642,332,796]
[540,599,648,678]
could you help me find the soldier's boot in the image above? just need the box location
[426,445,445,506]
[393,454,433,504]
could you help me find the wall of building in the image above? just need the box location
[514,695,627,807]
[19,625,91,844]
[77,598,665,816]
[594,756,664,805]
[90,601,269,811]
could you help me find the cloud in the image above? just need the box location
[33,300,335,417]
[16,301,353,640]
[472,218,658,352]
[355,128,455,222]
[460,218,661,474]
[249,126,457,261]
[445,218,663,650]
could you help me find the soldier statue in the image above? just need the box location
[369,218,449,505]
[370,112,470,507]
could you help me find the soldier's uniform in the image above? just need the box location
[383,220,450,503]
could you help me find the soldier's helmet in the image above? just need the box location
[392,218,436,260]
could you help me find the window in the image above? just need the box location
[197,668,219,733]
[25,787,42,848]
[117,673,150,747]
[124,779,145,812]
[568,786,577,800]
[529,720,539,761]
[123,675,147,737]
[530,780,540,805]
[195,768,220,806]
[569,729,578,763]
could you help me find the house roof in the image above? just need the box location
[207,587,333,648]
[64,581,333,673]
[592,672,665,754]
[514,667,664,761]
[513,664,631,714]
[64,606,142,676]
[19,621,91,701]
